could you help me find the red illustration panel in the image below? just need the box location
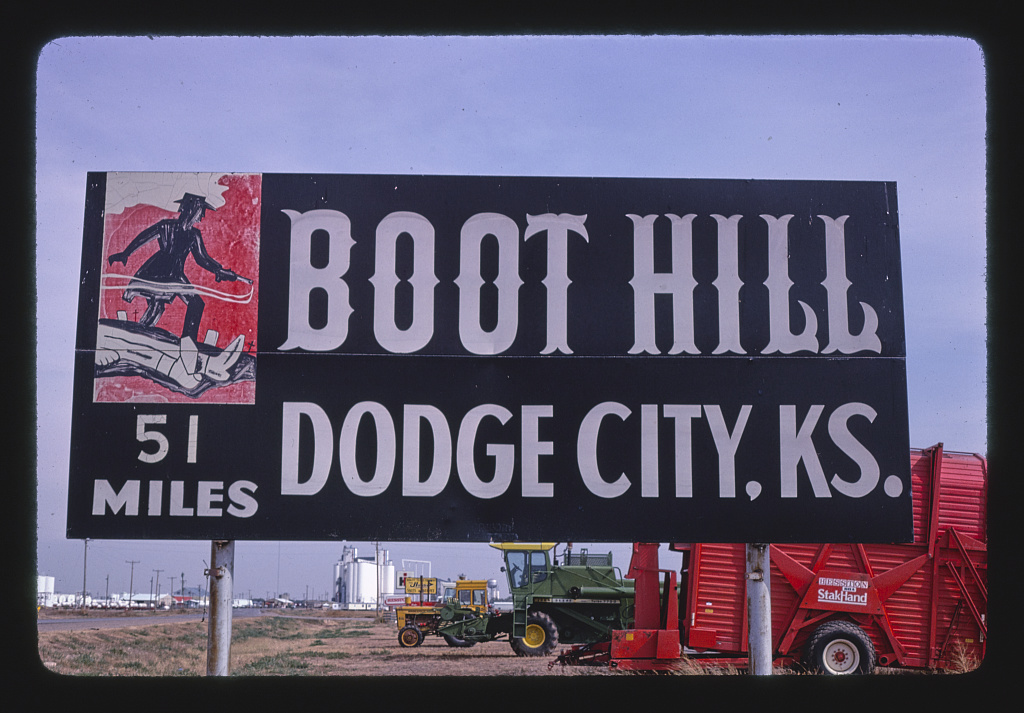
[94,172,260,404]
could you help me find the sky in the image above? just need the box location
[32,35,987,601]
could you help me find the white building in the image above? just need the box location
[37,576,55,608]
[333,545,395,609]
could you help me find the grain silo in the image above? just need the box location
[37,575,55,607]
[333,545,395,609]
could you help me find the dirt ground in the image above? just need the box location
[36,607,976,684]
[36,610,641,677]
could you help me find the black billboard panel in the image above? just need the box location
[68,173,909,542]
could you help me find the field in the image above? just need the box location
[37,609,975,678]
[36,610,683,677]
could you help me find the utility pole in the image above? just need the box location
[746,543,773,675]
[206,540,235,676]
[374,541,381,620]
[126,560,139,610]
[80,539,88,609]
[170,576,176,605]
[153,569,164,607]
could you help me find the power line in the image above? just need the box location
[125,560,139,608]
[80,539,88,609]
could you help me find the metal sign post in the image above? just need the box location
[206,540,234,676]
[746,543,772,675]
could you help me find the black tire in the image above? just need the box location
[511,611,559,657]
[398,624,424,648]
[442,633,477,647]
[803,620,876,674]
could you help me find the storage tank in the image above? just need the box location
[354,558,377,603]
[334,546,395,608]
[37,575,55,607]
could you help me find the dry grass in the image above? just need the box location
[36,613,612,677]
[944,637,982,674]
[37,621,209,676]
[37,611,963,677]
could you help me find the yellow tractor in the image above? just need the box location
[397,577,496,648]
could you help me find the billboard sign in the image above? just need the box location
[403,578,438,595]
[68,172,910,542]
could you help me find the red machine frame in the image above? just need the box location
[551,444,987,673]
[673,443,987,671]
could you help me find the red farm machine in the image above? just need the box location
[554,443,987,674]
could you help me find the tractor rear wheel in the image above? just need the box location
[398,624,424,648]
[511,611,559,657]
[803,620,876,674]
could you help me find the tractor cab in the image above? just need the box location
[451,578,492,610]
[493,542,556,592]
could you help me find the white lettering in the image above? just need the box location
[92,480,140,516]
[819,215,882,354]
[147,480,162,516]
[339,402,396,497]
[187,414,199,463]
[197,481,223,517]
[818,576,867,589]
[169,481,193,516]
[762,214,818,354]
[136,415,168,463]
[456,213,523,354]
[281,402,333,496]
[227,481,259,518]
[271,209,887,359]
[664,405,700,498]
[780,403,882,498]
[711,214,744,354]
[780,404,830,497]
[457,404,514,498]
[817,588,869,605]
[628,214,699,355]
[91,479,257,518]
[705,405,752,498]
[280,209,355,351]
[640,404,659,497]
[577,402,632,498]
[524,213,589,354]
[402,405,452,497]
[521,405,554,497]
[370,211,439,353]
[828,402,880,497]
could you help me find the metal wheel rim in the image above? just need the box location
[823,638,860,674]
[522,623,546,648]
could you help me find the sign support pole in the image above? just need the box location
[206,540,235,676]
[745,543,772,675]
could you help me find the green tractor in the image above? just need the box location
[435,542,635,656]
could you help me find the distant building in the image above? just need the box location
[333,545,395,609]
[37,576,55,608]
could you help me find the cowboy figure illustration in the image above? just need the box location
[96,191,256,398]
[107,192,241,341]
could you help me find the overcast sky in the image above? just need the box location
[33,35,986,599]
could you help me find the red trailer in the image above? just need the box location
[671,443,987,674]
